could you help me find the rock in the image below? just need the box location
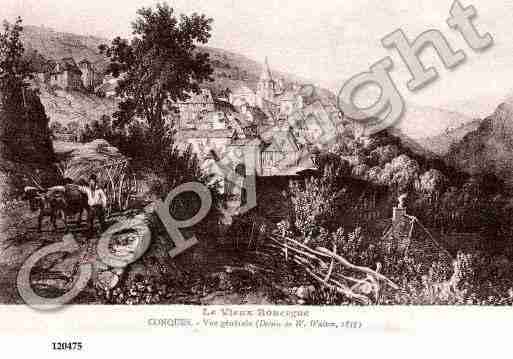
[296,285,315,299]
[99,212,150,267]
[93,213,151,289]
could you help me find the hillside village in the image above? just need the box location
[31,52,347,186]
[174,58,344,179]
[33,56,117,97]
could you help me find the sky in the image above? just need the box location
[3,0,513,118]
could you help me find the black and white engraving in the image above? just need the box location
[1,0,513,307]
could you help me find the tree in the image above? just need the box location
[419,169,448,197]
[99,3,214,136]
[0,17,58,187]
[365,166,382,184]
[290,175,345,236]
[370,144,399,166]
[0,17,32,91]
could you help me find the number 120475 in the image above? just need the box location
[51,342,83,351]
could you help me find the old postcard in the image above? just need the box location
[0,0,512,355]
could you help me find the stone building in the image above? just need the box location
[229,84,257,107]
[178,129,237,162]
[176,89,216,128]
[256,57,276,109]
[49,57,83,91]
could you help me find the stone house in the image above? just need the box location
[178,128,237,161]
[35,61,54,84]
[276,90,304,120]
[259,129,304,176]
[49,57,83,91]
[229,84,257,107]
[176,89,217,128]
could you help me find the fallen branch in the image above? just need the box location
[315,247,399,290]
[265,232,399,304]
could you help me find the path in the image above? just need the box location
[0,201,302,306]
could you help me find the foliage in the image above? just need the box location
[97,276,168,305]
[285,217,513,305]
[369,144,399,166]
[351,163,369,178]
[279,133,513,304]
[289,168,346,236]
[90,3,220,220]
[99,2,213,132]
[0,17,58,195]
[419,168,448,195]
[0,17,33,90]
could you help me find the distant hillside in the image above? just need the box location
[203,46,335,101]
[395,103,473,140]
[22,25,109,72]
[21,25,336,104]
[446,99,513,188]
[417,118,482,156]
[388,127,439,159]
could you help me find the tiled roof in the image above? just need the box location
[261,99,279,121]
[214,99,237,113]
[275,90,298,101]
[179,129,236,139]
[52,57,82,75]
[230,113,253,128]
[246,106,268,122]
[229,138,262,146]
[177,89,214,104]
[231,84,255,95]
[262,130,300,152]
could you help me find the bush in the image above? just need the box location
[289,168,346,236]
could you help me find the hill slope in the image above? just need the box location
[22,25,108,71]
[22,26,336,104]
[446,99,513,188]
[396,103,473,140]
[417,118,482,156]
[38,87,118,126]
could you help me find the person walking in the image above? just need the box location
[79,174,107,232]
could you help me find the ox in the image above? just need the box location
[24,183,90,232]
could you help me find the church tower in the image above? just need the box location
[257,57,275,108]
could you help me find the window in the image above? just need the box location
[262,151,274,168]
